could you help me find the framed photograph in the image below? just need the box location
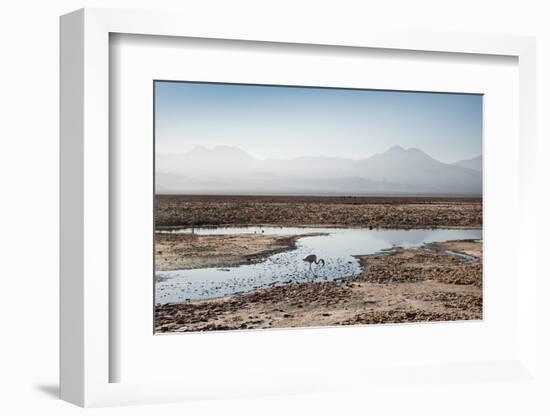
[153,81,484,333]
[60,8,538,407]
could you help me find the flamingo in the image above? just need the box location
[303,254,325,275]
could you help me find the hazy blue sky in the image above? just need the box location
[155,81,482,163]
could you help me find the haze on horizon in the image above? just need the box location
[155,81,482,164]
[155,81,483,196]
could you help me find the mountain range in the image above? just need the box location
[156,145,482,196]
[452,155,482,172]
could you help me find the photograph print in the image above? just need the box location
[154,81,483,333]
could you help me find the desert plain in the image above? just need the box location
[154,195,483,333]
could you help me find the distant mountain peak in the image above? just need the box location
[383,145,430,158]
[452,155,482,172]
[370,145,433,163]
[387,145,405,153]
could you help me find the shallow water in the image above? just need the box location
[155,227,482,304]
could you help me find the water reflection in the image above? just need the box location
[155,227,482,304]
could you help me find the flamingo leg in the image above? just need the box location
[309,262,317,280]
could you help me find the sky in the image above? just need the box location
[155,81,482,164]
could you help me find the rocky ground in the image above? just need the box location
[155,240,483,332]
[155,232,324,270]
[156,195,482,229]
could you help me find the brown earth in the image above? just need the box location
[155,240,483,333]
[155,232,324,271]
[155,195,482,229]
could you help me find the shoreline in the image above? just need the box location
[155,239,483,332]
[155,232,326,271]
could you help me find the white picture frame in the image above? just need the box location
[60,7,538,408]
